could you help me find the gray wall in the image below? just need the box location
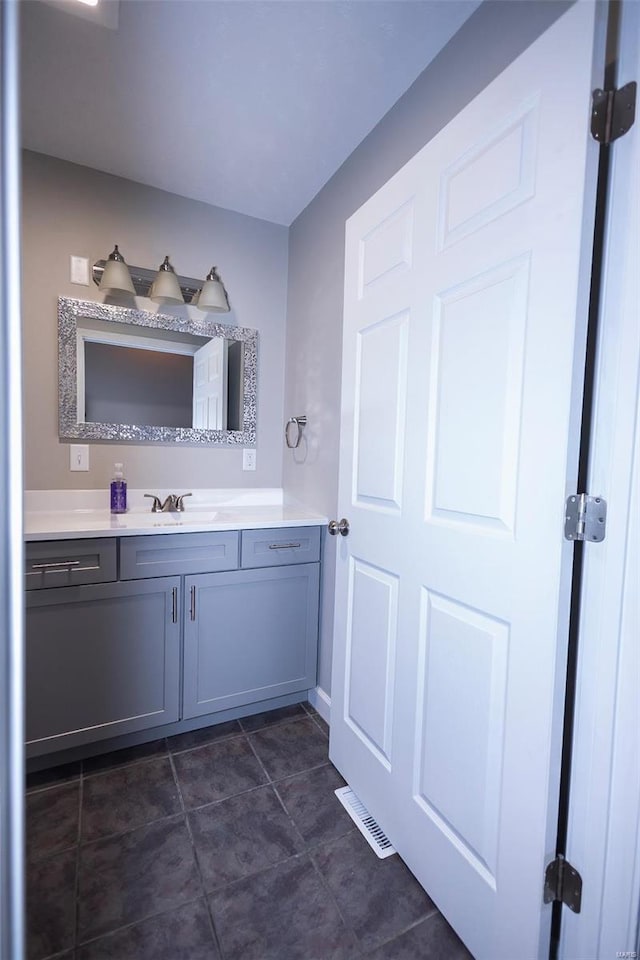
[83,343,194,429]
[283,0,572,696]
[22,151,289,490]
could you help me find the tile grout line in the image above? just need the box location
[302,700,331,736]
[81,750,170,781]
[79,811,185,850]
[244,730,276,784]
[204,848,313,897]
[311,831,443,957]
[181,776,274,814]
[238,707,308,735]
[166,712,312,759]
[309,713,330,739]
[269,778,310,851]
[271,758,333,785]
[167,750,227,960]
[365,905,443,955]
[74,894,207,952]
[26,776,81,797]
[75,754,184,849]
[27,842,80,866]
[308,847,366,958]
[167,730,244,757]
[245,723,332,787]
[302,700,330,731]
[42,947,81,960]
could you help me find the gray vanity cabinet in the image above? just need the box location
[26,525,321,760]
[183,563,320,719]
[26,577,180,756]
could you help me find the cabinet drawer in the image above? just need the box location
[25,538,117,590]
[120,531,239,579]
[241,526,321,568]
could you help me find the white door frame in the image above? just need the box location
[561,2,640,956]
[0,1,25,958]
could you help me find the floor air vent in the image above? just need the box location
[334,786,396,859]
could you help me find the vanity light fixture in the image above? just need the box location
[195,266,229,312]
[149,256,184,306]
[98,245,136,296]
[92,248,230,312]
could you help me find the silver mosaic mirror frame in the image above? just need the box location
[58,297,257,445]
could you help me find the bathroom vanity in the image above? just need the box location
[24,496,325,761]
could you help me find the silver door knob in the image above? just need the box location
[328,518,350,537]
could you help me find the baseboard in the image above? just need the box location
[307,685,331,725]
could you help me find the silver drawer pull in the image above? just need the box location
[30,560,82,570]
[268,542,301,550]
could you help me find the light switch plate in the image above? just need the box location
[69,444,89,471]
[70,255,90,286]
[243,449,256,471]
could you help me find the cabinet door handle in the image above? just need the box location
[190,585,196,621]
[171,587,178,624]
[268,542,301,550]
[31,559,81,569]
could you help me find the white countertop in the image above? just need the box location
[24,488,328,541]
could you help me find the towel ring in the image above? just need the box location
[285,415,307,449]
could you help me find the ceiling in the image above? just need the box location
[20,0,480,226]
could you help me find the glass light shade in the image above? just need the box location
[197,267,229,312]
[99,245,135,295]
[149,256,184,305]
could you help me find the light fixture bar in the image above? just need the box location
[92,260,202,302]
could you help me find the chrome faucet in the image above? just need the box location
[144,493,192,513]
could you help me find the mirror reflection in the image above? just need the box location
[78,318,244,431]
[58,297,257,445]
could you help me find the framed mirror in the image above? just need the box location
[58,297,257,444]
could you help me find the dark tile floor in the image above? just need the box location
[26,701,472,960]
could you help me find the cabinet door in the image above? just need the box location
[183,564,319,719]
[26,577,181,757]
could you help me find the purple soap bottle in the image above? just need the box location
[110,462,127,514]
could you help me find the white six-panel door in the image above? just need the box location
[192,337,228,429]
[330,5,601,958]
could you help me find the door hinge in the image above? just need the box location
[591,82,636,144]
[544,854,582,913]
[564,494,607,542]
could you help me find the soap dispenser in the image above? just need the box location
[110,462,127,514]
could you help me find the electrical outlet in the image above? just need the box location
[70,255,90,286]
[243,449,256,471]
[69,444,89,471]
